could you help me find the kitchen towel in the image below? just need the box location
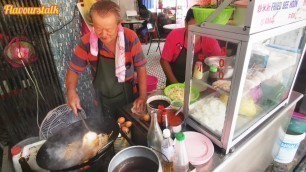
[90,25,126,82]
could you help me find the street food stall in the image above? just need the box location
[1,0,306,171]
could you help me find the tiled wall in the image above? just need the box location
[41,0,96,116]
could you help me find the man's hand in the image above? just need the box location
[133,96,147,114]
[67,90,82,115]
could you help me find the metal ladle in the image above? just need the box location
[175,106,183,116]
[77,109,91,132]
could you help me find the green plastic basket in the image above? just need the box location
[192,6,235,25]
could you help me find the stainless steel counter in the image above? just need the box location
[118,91,304,172]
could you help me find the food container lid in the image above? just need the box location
[293,112,306,120]
[11,146,21,155]
[175,132,185,141]
[210,66,218,72]
[163,129,171,138]
[183,132,214,166]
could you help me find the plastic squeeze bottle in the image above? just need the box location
[173,132,189,172]
[162,129,174,172]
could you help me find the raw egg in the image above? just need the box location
[121,126,129,133]
[117,117,125,124]
[141,114,150,122]
[125,121,132,128]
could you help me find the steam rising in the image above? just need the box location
[46,117,108,169]
[43,106,116,170]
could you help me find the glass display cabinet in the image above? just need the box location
[183,0,306,154]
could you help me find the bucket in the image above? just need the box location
[274,131,305,163]
[288,112,306,134]
[147,75,158,93]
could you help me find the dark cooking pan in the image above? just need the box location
[36,117,119,171]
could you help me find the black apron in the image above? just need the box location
[167,31,199,86]
[93,54,134,117]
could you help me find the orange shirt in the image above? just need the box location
[69,27,146,81]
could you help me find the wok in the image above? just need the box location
[36,117,119,171]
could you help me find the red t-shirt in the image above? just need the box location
[161,28,222,62]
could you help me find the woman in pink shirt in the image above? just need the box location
[160,8,222,85]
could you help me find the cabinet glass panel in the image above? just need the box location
[234,27,306,138]
[187,34,240,139]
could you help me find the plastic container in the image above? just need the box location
[192,6,235,25]
[288,112,306,134]
[233,0,249,26]
[11,146,22,172]
[299,96,306,114]
[147,75,158,93]
[208,65,218,83]
[274,131,305,163]
[173,132,189,172]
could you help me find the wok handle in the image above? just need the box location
[119,130,135,146]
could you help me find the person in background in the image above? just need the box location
[157,9,172,37]
[160,8,222,86]
[136,5,155,42]
[66,1,147,116]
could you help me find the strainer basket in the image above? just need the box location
[39,104,87,139]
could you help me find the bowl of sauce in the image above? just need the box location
[146,95,171,112]
[158,109,185,134]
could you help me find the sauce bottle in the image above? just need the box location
[161,129,174,172]
[173,132,189,172]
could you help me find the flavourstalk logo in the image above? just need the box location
[3,4,59,15]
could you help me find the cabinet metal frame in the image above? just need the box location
[183,20,306,154]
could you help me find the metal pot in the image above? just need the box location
[108,146,162,172]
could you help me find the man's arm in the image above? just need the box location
[160,58,178,84]
[137,67,147,98]
[66,69,82,115]
[133,66,147,112]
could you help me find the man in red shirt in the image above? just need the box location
[66,1,147,115]
[160,8,222,85]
